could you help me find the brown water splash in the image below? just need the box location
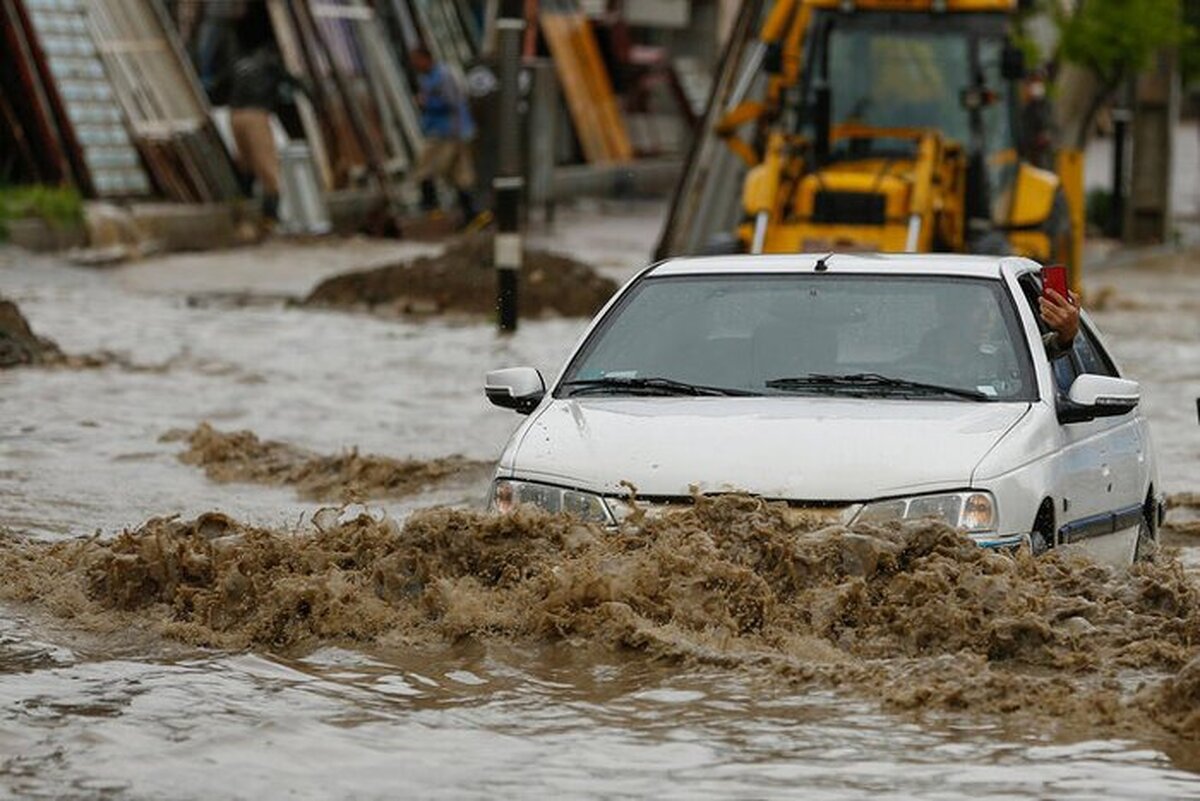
[2,495,1199,740]
[166,423,488,502]
[1169,493,1200,511]
[1164,493,1200,539]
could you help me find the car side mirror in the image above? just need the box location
[1057,374,1139,424]
[485,367,545,414]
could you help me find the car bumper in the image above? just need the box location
[968,531,1030,551]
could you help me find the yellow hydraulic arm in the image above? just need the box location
[714,0,812,168]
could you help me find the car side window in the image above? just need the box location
[1016,273,1076,394]
[1073,324,1120,378]
[1052,349,1078,393]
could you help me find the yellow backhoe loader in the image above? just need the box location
[657,0,1084,290]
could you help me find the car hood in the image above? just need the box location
[508,397,1029,500]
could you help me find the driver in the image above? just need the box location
[916,286,1009,388]
[916,283,1079,389]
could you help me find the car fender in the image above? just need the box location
[495,401,554,477]
[1135,413,1160,504]
[971,399,1062,534]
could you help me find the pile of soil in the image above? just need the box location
[0,295,65,368]
[3,495,1199,741]
[0,295,133,370]
[167,423,489,502]
[303,231,618,318]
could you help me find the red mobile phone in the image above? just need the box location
[1042,264,1068,301]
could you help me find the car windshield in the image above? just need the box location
[559,274,1036,401]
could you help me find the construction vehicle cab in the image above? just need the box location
[659,0,1084,286]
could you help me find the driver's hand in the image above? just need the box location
[1039,288,1080,347]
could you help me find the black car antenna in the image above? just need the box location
[814,253,833,272]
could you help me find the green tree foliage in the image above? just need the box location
[1183,0,1200,87]
[1052,0,1184,146]
[1057,0,1182,88]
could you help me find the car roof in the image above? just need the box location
[647,253,1040,279]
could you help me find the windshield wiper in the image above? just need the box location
[560,376,758,397]
[764,372,992,401]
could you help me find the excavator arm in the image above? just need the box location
[714,0,812,168]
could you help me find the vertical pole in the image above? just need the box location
[527,58,557,215]
[495,0,524,333]
[1109,105,1130,240]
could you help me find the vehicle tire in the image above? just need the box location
[1134,511,1158,563]
[1030,500,1054,556]
[1029,529,1050,556]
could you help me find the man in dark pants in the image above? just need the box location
[215,18,303,227]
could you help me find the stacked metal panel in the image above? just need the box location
[21,0,151,196]
[267,0,428,191]
[87,0,240,202]
[2,0,240,203]
[540,0,632,163]
[656,0,768,258]
[411,0,477,72]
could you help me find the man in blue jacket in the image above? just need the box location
[410,47,478,225]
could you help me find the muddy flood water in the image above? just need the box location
[2,213,1200,799]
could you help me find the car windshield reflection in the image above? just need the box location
[559,274,1036,401]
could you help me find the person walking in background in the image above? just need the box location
[410,46,479,226]
[215,15,303,228]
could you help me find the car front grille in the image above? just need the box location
[607,496,854,527]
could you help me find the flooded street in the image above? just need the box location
[2,203,1200,799]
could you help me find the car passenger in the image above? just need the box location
[1039,287,1079,358]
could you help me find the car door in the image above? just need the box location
[1065,321,1145,534]
[1048,323,1144,559]
[1015,276,1142,556]
[1047,335,1118,535]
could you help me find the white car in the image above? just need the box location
[484,254,1162,567]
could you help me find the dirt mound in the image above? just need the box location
[0,295,149,370]
[0,295,65,368]
[167,423,489,502]
[303,231,618,318]
[3,495,1199,740]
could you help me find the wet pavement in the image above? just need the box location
[2,202,1200,799]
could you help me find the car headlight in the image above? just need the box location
[489,479,614,524]
[852,490,996,533]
